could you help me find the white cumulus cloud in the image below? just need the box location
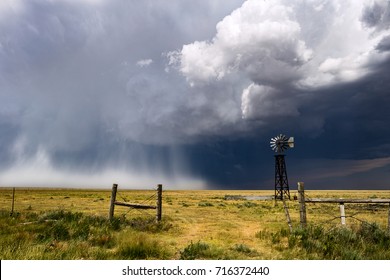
[170,0,390,120]
[170,0,312,87]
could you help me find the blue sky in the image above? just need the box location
[1,0,390,189]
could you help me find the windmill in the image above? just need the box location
[270,134,294,200]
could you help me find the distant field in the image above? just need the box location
[1,188,390,260]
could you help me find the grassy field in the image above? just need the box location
[1,188,390,260]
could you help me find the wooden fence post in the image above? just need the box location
[282,199,293,233]
[10,187,15,216]
[156,184,162,222]
[297,182,307,228]
[109,184,118,221]
[340,203,346,225]
[388,203,390,234]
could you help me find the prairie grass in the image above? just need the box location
[0,188,389,259]
[284,223,390,259]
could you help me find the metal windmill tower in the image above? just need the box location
[270,134,294,200]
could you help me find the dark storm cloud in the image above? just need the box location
[0,0,244,187]
[361,0,390,30]
[1,0,390,189]
[377,35,390,51]
[169,0,390,189]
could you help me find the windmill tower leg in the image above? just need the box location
[274,155,290,200]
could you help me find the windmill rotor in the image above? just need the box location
[270,134,294,153]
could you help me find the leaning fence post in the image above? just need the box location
[10,187,15,216]
[340,202,346,225]
[156,184,162,223]
[388,203,390,234]
[297,182,307,228]
[109,184,118,221]
[282,199,293,233]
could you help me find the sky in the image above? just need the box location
[1,0,390,190]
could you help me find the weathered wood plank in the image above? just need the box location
[114,201,157,209]
[340,203,346,225]
[298,182,307,228]
[156,184,162,222]
[108,184,118,221]
[306,198,390,203]
[388,203,390,234]
[283,199,293,233]
[11,187,15,216]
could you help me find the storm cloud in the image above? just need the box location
[1,0,390,189]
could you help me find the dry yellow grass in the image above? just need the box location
[1,188,389,259]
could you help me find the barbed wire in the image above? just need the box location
[288,191,389,231]
[117,192,128,203]
[139,192,157,206]
[114,188,157,218]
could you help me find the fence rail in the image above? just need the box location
[306,198,390,203]
[297,182,390,233]
[108,183,162,223]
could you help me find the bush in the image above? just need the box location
[180,241,210,260]
[233,244,252,253]
[180,241,229,259]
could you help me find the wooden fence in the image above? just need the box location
[108,183,162,223]
[297,182,390,233]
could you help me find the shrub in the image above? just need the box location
[180,241,229,259]
[180,241,210,260]
[233,244,252,253]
